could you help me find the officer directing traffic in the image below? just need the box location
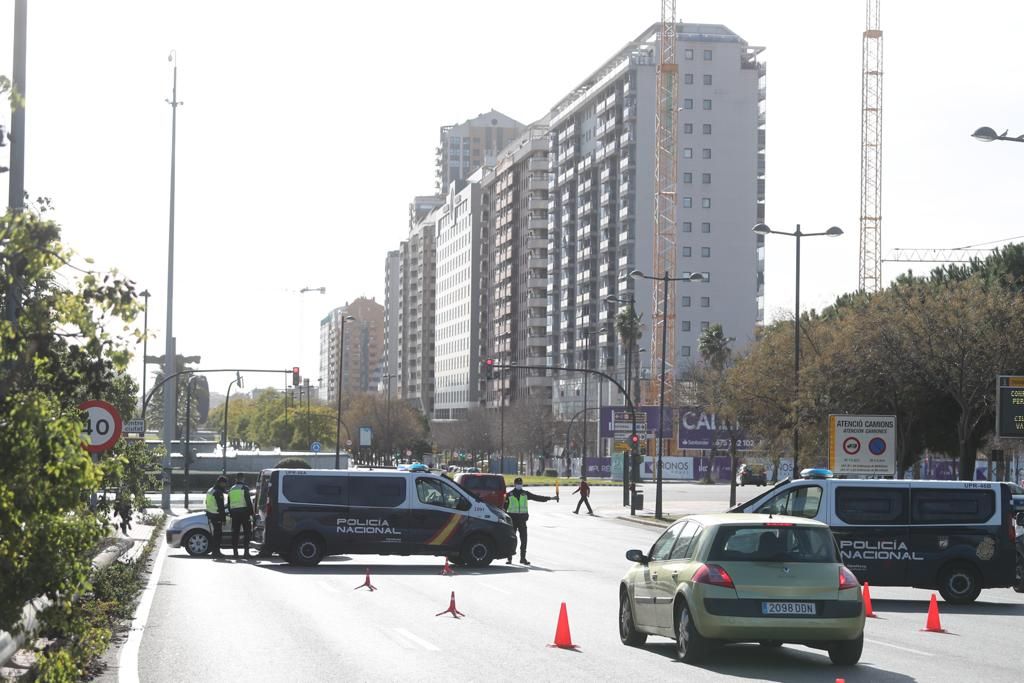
[205,475,229,557]
[503,477,558,565]
[228,473,255,559]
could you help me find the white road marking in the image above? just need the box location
[393,627,440,651]
[865,638,933,657]
[118,535,169,683]
[479,582,512,595]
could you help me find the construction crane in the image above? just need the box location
[647,0,679,407]
[883,248,994,263]
[859,0,884,292]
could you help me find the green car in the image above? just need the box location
[619,513,865,665]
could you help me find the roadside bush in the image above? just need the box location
[276,457,311,469]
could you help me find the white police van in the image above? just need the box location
[251,468,518,567]
[731,469,1024,603]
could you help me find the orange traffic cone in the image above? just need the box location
[921,593,944,632]
[441,558,455,576]
[548,602,579,650]
[435,591,465,618]
[862,582,876,618]
[354,568,378,591]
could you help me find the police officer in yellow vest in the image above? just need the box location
[205,476,229,557]
[228,473,255,559]
[503,477,558,565]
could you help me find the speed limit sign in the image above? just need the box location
[79,399,123,453]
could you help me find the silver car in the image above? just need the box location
[165,511,239,556]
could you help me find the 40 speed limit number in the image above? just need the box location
[79,399,123,453]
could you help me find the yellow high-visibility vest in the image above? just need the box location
[205,488,220,514]
[228,484,248,510]
[507,491,528,514]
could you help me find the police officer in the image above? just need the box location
[228,473,255,559]
[205,476,228,557]
[503,477,558,565]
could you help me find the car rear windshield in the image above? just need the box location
[708,524,838,564]
[464,476,505,491]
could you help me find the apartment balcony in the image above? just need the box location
[529,176,548,192]
[619,130,633,147]
[618,254,630,268]
[599,258,613,275]
[599,166,612,184]
[558,123,575,141]
[619,180,631,196]
[599,213,612,229]
[619,202,631,220]
[528,197,548,212]
[528,156,549,172]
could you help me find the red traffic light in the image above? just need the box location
[485,358,495,366]
[292,367,301,386]
[630,434,640,445]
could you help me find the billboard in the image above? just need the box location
[996,375,1024,439]
[676,407,755,450]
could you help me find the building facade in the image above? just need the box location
[381,249,401,394]
[546,23,766,420]
[435,110,525,195]
[319,296,386,402]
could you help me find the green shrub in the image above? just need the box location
[276,457,311,469]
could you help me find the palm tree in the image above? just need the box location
[615,305,642,404]
[698,323,732,372]
[698,324,738,495]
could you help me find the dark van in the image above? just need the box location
[732,471,1023,603]
[252,468,517,567]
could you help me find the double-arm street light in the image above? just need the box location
[752,223,843,470]
[221,372,243,475]
[335,314,356,469]
[972,127,1024,144]
[629,269,703,520]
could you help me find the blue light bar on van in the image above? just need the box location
[800,468,834,479]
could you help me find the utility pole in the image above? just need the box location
[5,0,28,334]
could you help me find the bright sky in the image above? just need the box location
[2,1,1022,398]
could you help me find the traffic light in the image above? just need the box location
[292,366,301,386]
[630,433,640,448]
[484,358,495,380]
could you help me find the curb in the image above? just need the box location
[615,515,675,528]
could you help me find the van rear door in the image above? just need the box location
[830,484,910,586]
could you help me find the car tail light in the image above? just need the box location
[693,563,735,589]
[763,522,793,527]
[839,565,860,590]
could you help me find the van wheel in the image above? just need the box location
[289,534,324,566]
[675,600,708,663]
[938,563,981,604]
[619,588,647,646]
[1014,552,1024,593]
[460,535,494,567]
[828,632,863,665]
[447,554,468,567]
[183,530,211,556]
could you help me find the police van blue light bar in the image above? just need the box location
[800,468,834,480]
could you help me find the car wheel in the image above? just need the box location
[182,529,211,556]
[618,589,647,646]
[1014,552,1024,593]
[289,534,324,566]
[827,632,863,665]
[460,535,494,567]
[938,562,981,604]
[675,600,708,663]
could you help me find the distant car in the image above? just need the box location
[165,511,248,556]
[735,463,767,486]
[619,513,864,665]
[454,473,507,508]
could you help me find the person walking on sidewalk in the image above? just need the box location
[503,477,558,565]
[572,476,594,515]
[228,473,255,559]
[205,476,229,557]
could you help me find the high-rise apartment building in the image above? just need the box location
[435,110,525,195]
[546,23,766,420]
[319,297,385,402]
[481,120,552,409]
[433,171,488,420]
[381,249,401,393]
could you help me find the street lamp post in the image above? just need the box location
[382,373,395,466]
[605,293,639,507]
[335,314,355,469]
[972,127,1024,144]
[221,372,243,475]
[183,374,200,508]
[140,290,150,410]
[630,270,704,519]
[752,223,842,471]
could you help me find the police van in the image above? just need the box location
[252,468,517,567]
[731,469,1024,603]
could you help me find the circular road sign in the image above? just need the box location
[311,441,322,453]
[868,437,887,455]
[346,439,352,447]
[79,399,123,453]
[842,436,861,455]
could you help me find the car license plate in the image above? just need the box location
[761,601,816,615]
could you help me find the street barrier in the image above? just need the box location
[354,568,377,591]
[548,602,578,650]
[435,591,465,618]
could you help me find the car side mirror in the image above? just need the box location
[457,498,472,512]
[626,549,647,564]
[1016,512,1024,527]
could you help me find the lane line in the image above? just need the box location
[118,535,169,683]
[479,582,512,595]
[393,627,440,651]
[865,638,933,657]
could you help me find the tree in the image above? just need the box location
[1,201,142,631]
[614,305,643,405]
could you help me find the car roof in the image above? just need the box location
[680,512,829,529]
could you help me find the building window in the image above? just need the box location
[682,296,691,307]
[700,296,710,308]
[682,221,692,233]
[703,99,712,110]
[701,198,711,208]
[700,321,710,331]
[684,73,694,85]
[702,173,711,184]
[683,172,692,184]
[683,98,693,110]
[701,246,711,257]
[703,49,713,60]
[702,222,711,233]
[702,148,712,159]
[683,122,693,134]
[703,74,712,86]
[683,147,693,158]
[683,197,692,208]
[682,346,691,357]
[700,271,710,282]
[685,48,694,60]
[683,246,692,257]
[703,123,712,135]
